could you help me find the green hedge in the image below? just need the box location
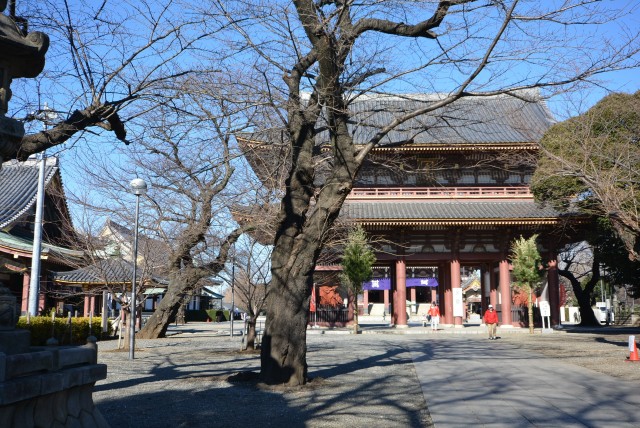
[17,316,112,346]
[185,310,210,322]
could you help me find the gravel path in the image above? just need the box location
[93,326,640,427]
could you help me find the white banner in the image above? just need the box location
[453,287,464,318]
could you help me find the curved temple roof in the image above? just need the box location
[0,158,58,229]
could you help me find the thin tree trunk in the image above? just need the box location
[137,276,192,338]
[559,270,601,327]
[244,318,257,350]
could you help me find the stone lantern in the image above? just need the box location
[0,0,49,162]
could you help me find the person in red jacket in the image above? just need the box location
[427,302,441,331]
[483,304,499,340]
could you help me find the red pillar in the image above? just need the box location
[38,289,46,315]
[84,295,90,317]
[395,258,407,327]
[451,259,462,326]
[431,288,437,304]
[21,273,30,314]
[548,257,560,326]
[499,259,513,326]
[443,263,453,325]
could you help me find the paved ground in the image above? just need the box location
[94,322,640,427]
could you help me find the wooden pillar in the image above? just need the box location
[38,288,45,315]
[431,288,437,304]
[410,287,416,313]
[499,259,513,326]
[451,259,462,326]
[394,258,407,327]
[482,264,490,313]
[548,256,560,326]
[443,262,453,325]
[21,273,30,314]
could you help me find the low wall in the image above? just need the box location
[0,343,108,428]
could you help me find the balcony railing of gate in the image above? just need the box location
[347,186,532,199]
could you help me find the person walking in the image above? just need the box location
[484,304,499,340]
[427,302,441,331]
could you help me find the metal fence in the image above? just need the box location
[310,307,349,326]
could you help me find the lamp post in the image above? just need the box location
[129,178,147,360]
[27,103,58,316]
[230,250,235,339]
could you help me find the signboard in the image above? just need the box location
[406,277,439,287]
[539,301,551,317]
[630,336,636,353]
[362,278,391,291]
[453,287,464,317]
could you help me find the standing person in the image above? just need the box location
[484,304,499,340]
[427,302,440,331]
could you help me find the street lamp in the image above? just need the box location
[28,103,59,316]
[230,249,235,339]
[129,177,147,360]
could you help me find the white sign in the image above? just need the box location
[630,336,636,353]
[539,301,551,317]
[453,288,464,317]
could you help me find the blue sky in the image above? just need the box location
[9,0,640,226]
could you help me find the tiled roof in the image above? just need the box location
[51,258,166,286]
[341,91,555,146]
[342,200,561,222]
[239,90,555,147]
[0,158,59,229]
[52,258,135,285]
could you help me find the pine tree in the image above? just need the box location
[511,235,544,334]
[341,226,376,333]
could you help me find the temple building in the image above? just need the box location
[238,92,584,328]
[0,157,84,314]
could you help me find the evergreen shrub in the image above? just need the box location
[17,316,112,346]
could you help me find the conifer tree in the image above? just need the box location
[511,235,544,334]
[340,226,376,333]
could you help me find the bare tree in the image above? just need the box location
[66,73,266,339]
[557,241,602,326]
[4,0,219,160]
[226,237,270,350]
[205,0,640,385]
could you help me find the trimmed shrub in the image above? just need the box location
[17,316,112,346]
[185,310,211,322]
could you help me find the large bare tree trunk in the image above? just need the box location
[260,269,313,385]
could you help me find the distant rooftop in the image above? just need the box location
[0,158,59,229]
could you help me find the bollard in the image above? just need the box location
[626,335,639,362]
